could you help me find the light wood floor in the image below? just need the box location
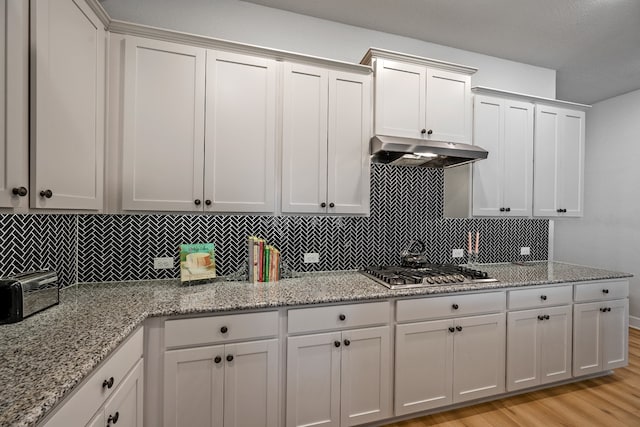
[384,328,640,427]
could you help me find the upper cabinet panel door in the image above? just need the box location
[425,68,471,144]
[0,0,28,208]
[472,96,504,216]
[122,37,205,212]
[558,109,585,217]
[533,105,560,217]
[282,63,328,214]
[31,0,105,210]
[502,99,534,216]
[327,71,371,215]
[204,51,276,213]
[374,59,425,139]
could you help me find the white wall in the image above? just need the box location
[554,88,640,324]
[100,0,556,98]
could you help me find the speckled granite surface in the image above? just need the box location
[0,261,631,427]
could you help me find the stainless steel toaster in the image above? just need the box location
[0,269,59,324]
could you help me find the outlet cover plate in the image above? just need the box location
[452,248,464,258]
[154,257,173,269]
[520,247,531,256]
[304,253,320,263]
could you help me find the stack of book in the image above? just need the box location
[247,236,280,283]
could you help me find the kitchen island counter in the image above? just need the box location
[0,261,631,427]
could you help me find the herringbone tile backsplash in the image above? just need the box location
[0,164,548,285]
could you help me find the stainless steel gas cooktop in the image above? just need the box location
[360,264,498,290]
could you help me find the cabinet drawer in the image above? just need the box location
[574,280,629,302]
[43,327,143,427]
[288,301,389,335]
[165,311,278,349]
[508,286,572,310]
[397,292,505,323]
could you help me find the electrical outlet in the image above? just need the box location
[303,253,320,263]
[452,248,464,258]
[520,247,531,256]
[154,257,174,269]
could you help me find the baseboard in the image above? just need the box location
[630,316,640,330]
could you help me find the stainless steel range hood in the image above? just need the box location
[370,135,488,168]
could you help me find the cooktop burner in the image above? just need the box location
[360,264,498,289]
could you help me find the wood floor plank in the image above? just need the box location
[383,328,640,427]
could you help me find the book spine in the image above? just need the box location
[258,240,264,282]
[247,237,254,283]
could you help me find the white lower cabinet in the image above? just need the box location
[507,305,572,391]
[163,338,278,427]
[99,360,144,427]
[573,299,628,376]
[395,313,505,416]
[286,326,391,427]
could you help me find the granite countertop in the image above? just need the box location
[0,261,631,427]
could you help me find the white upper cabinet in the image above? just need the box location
[121,37,206,212]
[472,94,534,216]
[533,104,585,217]
[364,49,474,144]
[30,0,106,210]
[282,63,371,215]
[0,0,28,208]
[204,51,276,213]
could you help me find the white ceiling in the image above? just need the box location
[241,0,640,104]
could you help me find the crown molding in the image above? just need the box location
[84,0,111,28]
[361,47,478,75]
[472,86,591,109]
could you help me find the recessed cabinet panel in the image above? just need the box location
[472,96,503,216]
[103,360,144,427]
[540,306,572,384]
[559,111,585,216]
[122,37,205,212]
[164,346,225,427]
[506,311,539,391]
[573,301,602,376]
[602,299,628,371]
[425,69,471,144]
[502,101,534,215]
[374,59,425,138]
[31,0,105,209]
[340,326,390,426]
[286,332,341,427]
[327,72,371,214]
[204,51,276,213]
[282,63,328,214]
[0,0,28,208]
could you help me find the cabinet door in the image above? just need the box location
[340,326,391,426]
[394,319,453,416]
[31,0,105,209]
[103,359,144,427]
[327,70,371,215]
[533,105,560,216]
[452,313,505,403]
[540,305,572,384]
[557,109,585,216]
[374,59,426,138]
[164,345,224,427]
[425,68,471,144]
[224,339,278,427]
[602,299,628,371]
[286,332,341,427]
[0,0,28,208]
[122,37,205,212]
[573,301,602,376]
[204,51,276,213]
[472,95,504,216]
[502,99,534,216]
[282,63,328,214]
[506,309,540,391]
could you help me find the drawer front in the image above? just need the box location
[397,292,506,323]
[288,301,389,335]
[508,286,572,310]
[43,327,143,427]
[165,310,279,349]
[574,280,629,302]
